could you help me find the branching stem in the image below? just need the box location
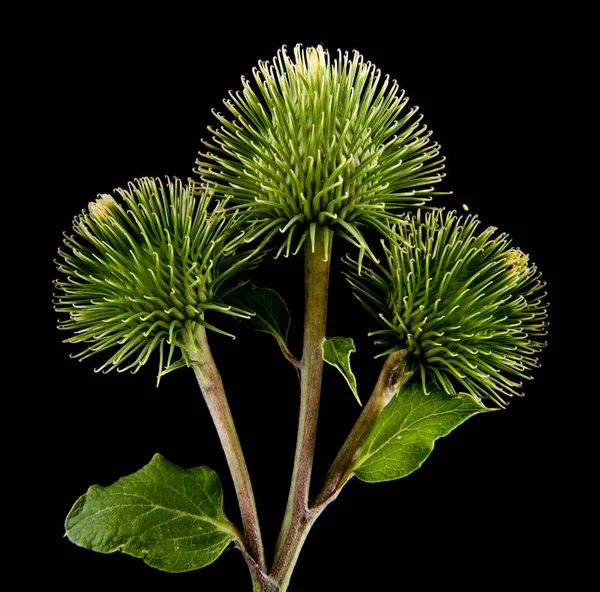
[265,344,407,589]
[186,241,407,591]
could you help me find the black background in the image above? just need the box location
[21,7,581,590]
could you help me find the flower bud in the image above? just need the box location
[54,177,260,379]
[197,44,447,258]
[345,209,549,406]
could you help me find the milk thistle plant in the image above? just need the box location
[55,45,548,590]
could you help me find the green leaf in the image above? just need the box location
[322,336,361,405]
[65,454,238,573]
[353,384,490,482]
[227,284,290,347]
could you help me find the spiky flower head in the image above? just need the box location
[196,44,446,259]
[345,209,549,406]
[54,177,260,380]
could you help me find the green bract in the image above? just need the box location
[345,209,549,406]
[54,177,260,379]
[196,44,446,259]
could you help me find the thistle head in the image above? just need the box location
[196,44,446,258]
[54,177,261,380]
[345,209,549,406]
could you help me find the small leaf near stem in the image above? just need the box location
[226,284,299,368]
[184,323,267,575]
[322,336,361,405]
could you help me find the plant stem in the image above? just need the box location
[270,226,332,590]
[185,324,267,574]
[267,347,407,589]
[314,349,408,508]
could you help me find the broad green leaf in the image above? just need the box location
[353,384,490,482]
[322,336,361,405]
[227,284,290,346]
[65,454,238,573]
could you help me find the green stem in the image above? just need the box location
[185,324,267,574]
[261,349,407,590]
[270,226,332,590]
[314,349,408,508]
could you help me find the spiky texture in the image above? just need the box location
[196,44,446,259]
[54,177,261,379]
[345,210,549,406]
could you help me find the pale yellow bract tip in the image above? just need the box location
[89,194,118,221]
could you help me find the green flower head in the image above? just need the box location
[345,209,549,406]
[54,177,260,380]
[196,44,446,259]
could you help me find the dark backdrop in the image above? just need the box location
[26,9,576,590]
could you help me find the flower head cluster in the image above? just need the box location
[345,209,549,406]
[197,44,446,258]
[54,177,260,379]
